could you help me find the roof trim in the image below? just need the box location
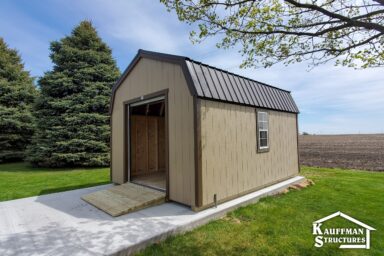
[198,96,299,114]
[110,49,197,114]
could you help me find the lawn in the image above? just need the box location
[138,167,384,256]
[0,162,110,201]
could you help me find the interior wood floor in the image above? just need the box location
[131,171,166,191]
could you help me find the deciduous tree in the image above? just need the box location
[161,0,384,68]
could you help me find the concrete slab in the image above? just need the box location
[82,183,165,217]
[0,176,304,256]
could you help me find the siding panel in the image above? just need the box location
[200,99,298,206]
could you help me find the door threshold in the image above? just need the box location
[130,181,166,193]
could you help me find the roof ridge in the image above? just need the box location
[138,49,190,61]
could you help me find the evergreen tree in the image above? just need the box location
[0,38,37,162]
[28,21,120,167]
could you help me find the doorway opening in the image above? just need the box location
[129,97,166,191]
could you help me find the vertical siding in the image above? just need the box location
[111,58,195,206]
[200,99,298,206]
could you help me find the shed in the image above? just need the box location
[110,49,300,211]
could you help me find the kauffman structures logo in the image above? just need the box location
[313,211,376,249]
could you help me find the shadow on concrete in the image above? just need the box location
[0,216,181,256]
[38,182,110,196]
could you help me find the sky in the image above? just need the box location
[1,0,383,134]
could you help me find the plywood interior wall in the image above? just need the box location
[130,115,165,177]
[199,99,299,207]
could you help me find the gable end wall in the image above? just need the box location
[111,58,195,206]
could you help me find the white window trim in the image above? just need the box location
[258,111,269,150]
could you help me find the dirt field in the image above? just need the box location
[299,134,384,171]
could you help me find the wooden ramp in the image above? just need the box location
[81,183,165,217]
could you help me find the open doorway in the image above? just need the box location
[129,97,166,191]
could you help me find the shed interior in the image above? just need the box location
[130,100,166,191]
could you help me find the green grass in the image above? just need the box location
[138,167,384,256]
[0,162,110,201]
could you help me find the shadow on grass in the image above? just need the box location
[0,162,110,173]
[38,182,111,196]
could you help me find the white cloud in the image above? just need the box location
[66,0,192,53]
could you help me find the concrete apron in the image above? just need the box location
[0,176,304,256]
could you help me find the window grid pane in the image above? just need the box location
[260,138,268,147]
[260,131,268,139]
[258,111,269,149]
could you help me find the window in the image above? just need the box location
[257,111,269,151]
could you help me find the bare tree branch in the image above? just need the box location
[284,0,384,33]
[161,0,384,68]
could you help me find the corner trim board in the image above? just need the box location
[194,97,202,207]
[296,113,301,173]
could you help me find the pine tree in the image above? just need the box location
[28,21,120,167]
[0,38,37,163]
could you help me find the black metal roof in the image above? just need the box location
[111,50,299,113]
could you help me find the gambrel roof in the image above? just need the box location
[111,49,299,113]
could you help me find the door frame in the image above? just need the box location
[123,89,169,200]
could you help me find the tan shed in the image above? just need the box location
[110,50,300,210]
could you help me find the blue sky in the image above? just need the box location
[1,0,383,134]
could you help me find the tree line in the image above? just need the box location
[0,21,121,167]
